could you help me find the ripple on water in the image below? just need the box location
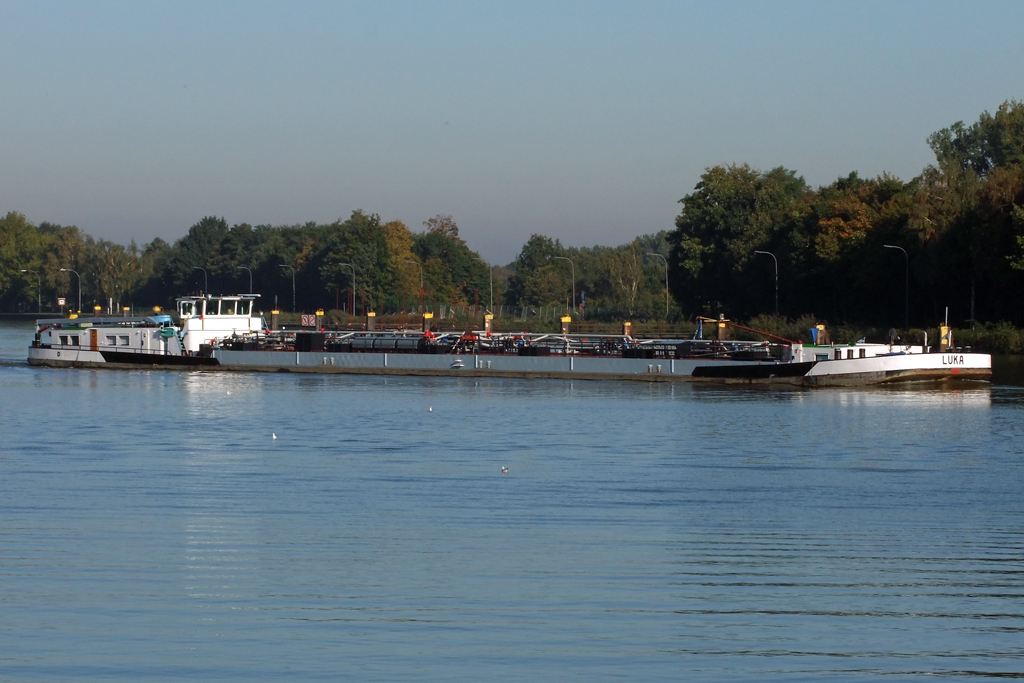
[0,322,1023,681]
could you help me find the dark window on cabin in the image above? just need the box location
[834,349,841,360]
[859,349,866,358]
[60,335,68,345]
[847,349,854,359]
[71,335,79,346]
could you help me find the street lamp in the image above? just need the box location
[753,250,778,316]
[883,244,909,329]
[59,268,81,313]
[404,260,423,291]
[279,264,296,312]
[236,266,253,294]
[646,254,669,319]
[552,256,575,318]
[192,266,208,294]
[20,269,40,313]
[337,262,356,315]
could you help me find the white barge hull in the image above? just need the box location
[801,352,991,386]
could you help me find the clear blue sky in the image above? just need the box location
[2,0,1022,263]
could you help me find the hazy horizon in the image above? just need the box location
[2,1,1022,263]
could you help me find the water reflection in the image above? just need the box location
[804,385,991,409]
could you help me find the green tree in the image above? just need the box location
[164,216,230,294]
[504,234,566,307]
[790,172,915,324]
[412,216,488,308]
[0,212,50,310]
[668,164,807,318]
[928,100,1024,177]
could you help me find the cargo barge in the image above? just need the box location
[26,294,992,386]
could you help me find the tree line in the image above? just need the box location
[0,207,671,319]
[669,100,1024,328]
[3,101,1024,328]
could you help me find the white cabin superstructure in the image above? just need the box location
[176,295,266,353]
[28,315,184,365]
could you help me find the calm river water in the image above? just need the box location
[1,320,1022,681]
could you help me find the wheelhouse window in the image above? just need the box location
[221,300,236,315]
[237,300,251,316]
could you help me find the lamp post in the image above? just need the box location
[20,269,40,313]
[404,260,423,291]
[236,266,253,294]
[883,244,909,329]
[192,266,208,294]
[279,264,296,312]
[646,253,669,319]
[59,268,81,314]
[552,256,575,318]
[337,262,356,315]
[753,250,778,316]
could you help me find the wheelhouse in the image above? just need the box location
[177,295,260,319]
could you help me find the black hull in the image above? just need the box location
[99,351,219,366]
[691,361,816,380]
